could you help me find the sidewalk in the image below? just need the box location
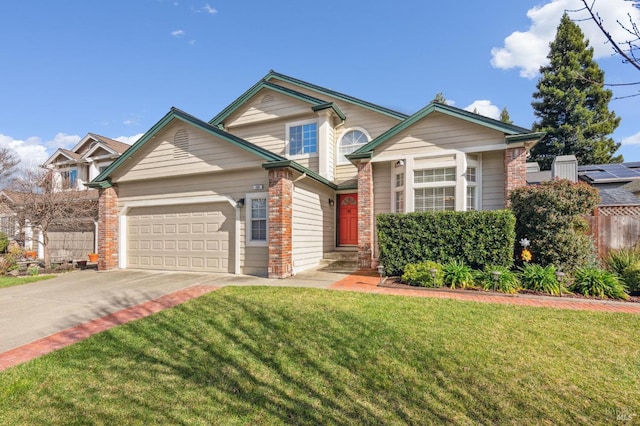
[2,269,639,373]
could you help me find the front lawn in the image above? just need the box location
[0,275,54,289]
[1,287,638,424]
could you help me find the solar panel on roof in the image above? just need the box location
[612,170,640,178]
[583,171,618,181]
[624,162,640,168]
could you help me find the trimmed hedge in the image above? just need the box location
[377,210,515,276]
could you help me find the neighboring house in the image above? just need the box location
[578,162,640,216]
[42,133,130,191]
[89,71,543,278]
[0,190,38,251]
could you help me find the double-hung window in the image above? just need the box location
[413,167,456,212]
[246,192,268,246]
[287,120,318,157]
[60,168,78,189]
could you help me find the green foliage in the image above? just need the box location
[401,260,444,287]
[478,265,520,294]
[27,265,40,276]
[531,14,622,169]
[510,179,599,273]
[442,260,476,289]
[0,245,24,275]
[622,262,640,293]
[0,232,8,253]
[520,263,565,296]
[377,210,515,276]
[499,107,513,124]
[572,267,629,300]
[604,246,640,275]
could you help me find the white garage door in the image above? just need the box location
[127,203,233,273]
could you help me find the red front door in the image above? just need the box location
[338,193,358,246]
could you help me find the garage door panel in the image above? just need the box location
[127,202,232,273]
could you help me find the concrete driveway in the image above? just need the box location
[0,268,348,353]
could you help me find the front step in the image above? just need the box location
[319,250,359,273]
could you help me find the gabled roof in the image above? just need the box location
[86,133,131,155]
[42,148,82,167]
[209,70,408,127]
[348,102,544,160]
[42,133,131,168]
[88,107,336,190]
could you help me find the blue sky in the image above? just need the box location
[1,0,638,169]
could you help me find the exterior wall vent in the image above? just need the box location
[261,94,275,103]
[173,129,190,159]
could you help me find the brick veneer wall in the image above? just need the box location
[356,161,374,269]
[268,168,293,278]
[98,186,119,271]
[504,147,527,207]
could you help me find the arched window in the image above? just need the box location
[338,129,369,164]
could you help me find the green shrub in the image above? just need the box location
[377,210,515,276]
[478,265,520,294]
[0,232,8,253]
[0,245,24,275]
[604,246,640,274]
[401,261,444,287]
[520,263,565,296]
[622,262,640,293]
[571,267,628,300]
[442,260,476,289]
[510,179,599,273]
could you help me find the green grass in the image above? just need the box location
[1,287,639,425]
[0,274,54,289]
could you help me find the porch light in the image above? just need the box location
[328,198,335,206]
[236,198,245,208]
[395,160,405,168]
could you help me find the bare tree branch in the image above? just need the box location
[0,147,20,188]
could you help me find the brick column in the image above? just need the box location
[357,160,374,269]
[504,147,527,207]
[98,186,119,271]
[268,168,293,278]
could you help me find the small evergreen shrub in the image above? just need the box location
[520,263,565,296]
[442,260,476,289]
[401,261,444,287]
[571,267,629,300]
[0,245,24,275]
[478,265,520,294]
[377,210,515,276]
[510,179,599,273]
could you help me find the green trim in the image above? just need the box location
[88,107,287,188]
[311,102,346,121]
[505,132,546,143]
[266,71,409,120]
[209,70,408,126]
[86,180,113,189]
[262,160,338,190]
[349,103,537,159]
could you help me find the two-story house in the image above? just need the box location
[89,71,543,278]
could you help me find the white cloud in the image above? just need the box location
[464,100,501,120]
[0,133,50,170]
[491,0,640,78]
[621,131,640,145]
[171,29,185,37]
[115,133,144,145]
[47,132,81,150]
[203,3,217,14]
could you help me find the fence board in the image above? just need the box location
[586,215,640,257]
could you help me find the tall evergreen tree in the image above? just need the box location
[499,107,513,124]
[531,13,622,169]
[432,92,447,104]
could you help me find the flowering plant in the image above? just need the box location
[521,249,532,262]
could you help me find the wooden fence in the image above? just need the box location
[586,206,640,257]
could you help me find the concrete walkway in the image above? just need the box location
[1,268,639,372]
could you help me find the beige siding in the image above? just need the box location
[481,150,506,210]
[113,121,264,182]
[374,112,505,158]
[225,89,314,128]
[118,168,269,276]
[292,180,335,273]
[228,119,287,156]
[335,164,357,184]
[372,162,392,258]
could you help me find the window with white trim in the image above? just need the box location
[393,168,405,213]
[466,167,477,211]
[413,166,456,212]
[286,119,318,157]
[246,192,268,246]
[60,168,78,189]
[337,129,369,164]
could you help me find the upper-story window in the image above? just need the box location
[338,128,370,164]
[60,168,78,189]
[286,119,317,157]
